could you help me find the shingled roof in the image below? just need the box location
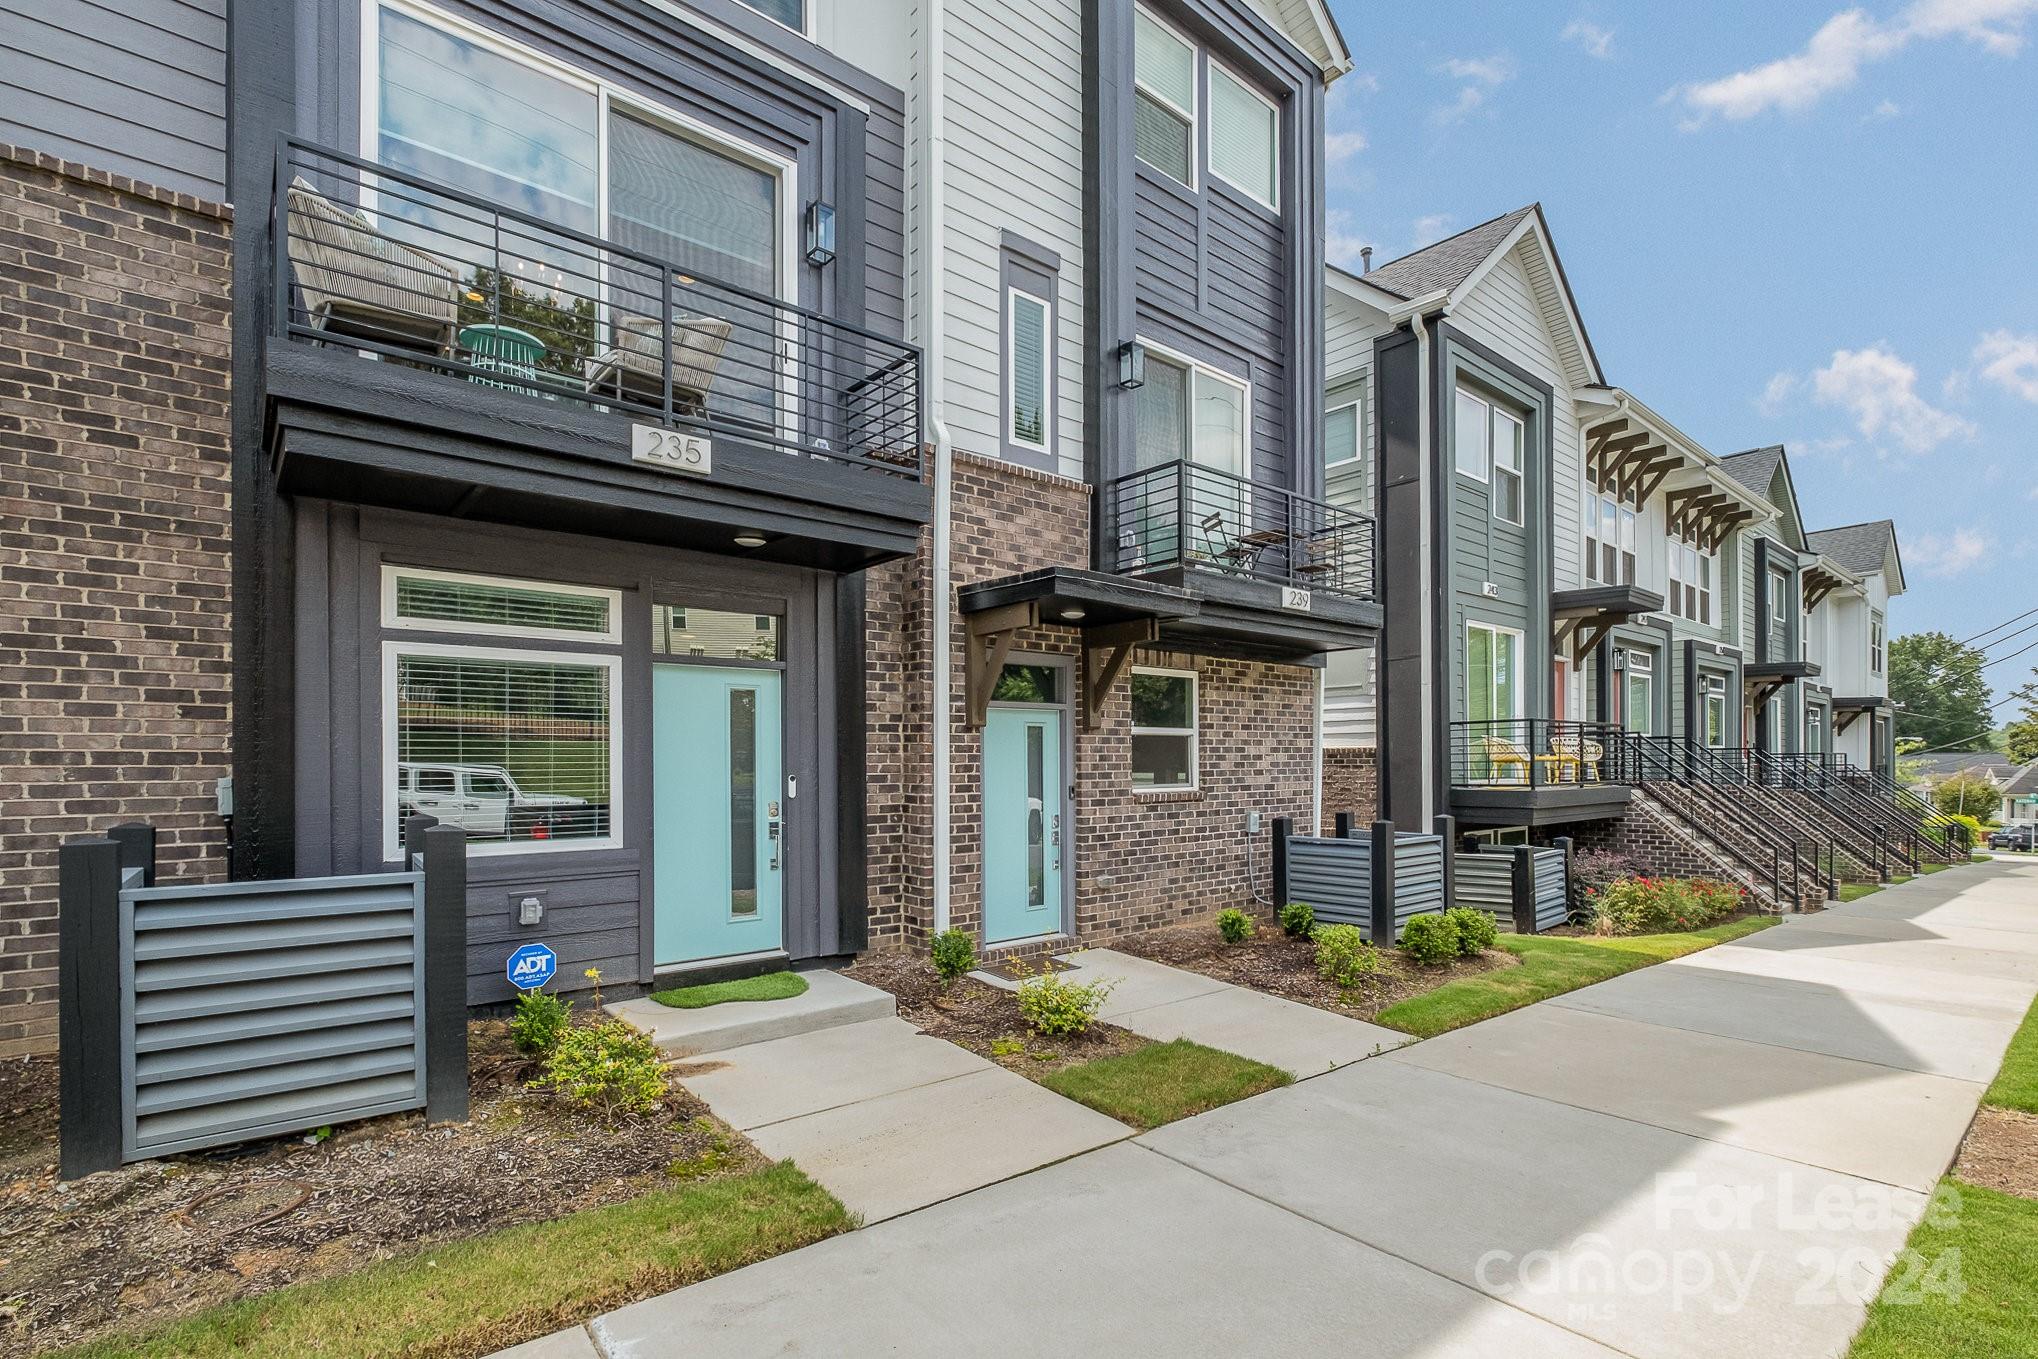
[1362,206,1537,301]
[1719,446,1784,497]
[1807,521,1898,578]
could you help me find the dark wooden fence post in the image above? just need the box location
[1333,811,1353,840]
[1434,814,1456,908]
[1510,845,1537,935]
[1553,836,1574,927]
[1271,817,1292,907]
[107,823,156,886]
[59,837,124,1179]
[1368,820,1396,945]
[418,822,469,1124]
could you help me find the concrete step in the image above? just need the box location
[609,968,896,1056]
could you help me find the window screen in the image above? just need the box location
[1134,9,1195,185]
[1209,65,1276,205]
[1130,670,1196,789]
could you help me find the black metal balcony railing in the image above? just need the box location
[1106,460,1377,600]
[270,139,923,480]
[1448,719,1628,789]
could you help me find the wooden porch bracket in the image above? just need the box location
[1744,675,1791,709]
[1834,707,1866,735]
[1082,618,1160,729]
[1568,618,1617,670]
[964,600,1037,728]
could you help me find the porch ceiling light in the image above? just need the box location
[1061,607,1087,622]
[1118,341,1146,390]
[734,530,769,549]
[805,201,837,267]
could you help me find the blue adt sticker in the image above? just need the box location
[506,943,557,991]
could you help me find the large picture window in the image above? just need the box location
[1454,385,1526,524]
[381,567,620,859]
[1131,668,1197,790]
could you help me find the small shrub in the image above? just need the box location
[1313,923,1381,988]
[1011,961,1117,1037]
[989,1034,1025,1059]
[1445,907,1497,955]
[930,928,978,987]
[1571,848,1644,923]
[1400,912,1462,965]
[531,1018,668,1120]
[1215,907,1256,944]
[1591,875,1746,935]
[1279,901,1317,938]
[509,989,572,1055]
[1682,877,1745,926]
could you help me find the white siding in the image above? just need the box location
[1322,286,1388,747]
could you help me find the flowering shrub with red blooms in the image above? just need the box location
[1590,875,1747,936]
[1569,848,1645,923]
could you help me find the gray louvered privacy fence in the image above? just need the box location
[60,820,469,1179]
[1453,844,1573,933]
[1455,852,1516,921]
[1274,819,1447,944]
[1527,847,1568,932]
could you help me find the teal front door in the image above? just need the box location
[653,665,784,965]
[983,706,1063,944]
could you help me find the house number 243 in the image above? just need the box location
[631,423,714,477]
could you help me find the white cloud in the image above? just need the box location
[1563,20,1616,59]
[1866,98,1903,118]
[1974,329,2038,401]
[1674,0,2038,124]
[1325,129,1370,160]
[1759,370,1801,416]
[1810,344,1977,451]
[1412,213,1456,244]
[1908,527,1991,577]
[1325,209,1372,271]
[1433,54,1514,122]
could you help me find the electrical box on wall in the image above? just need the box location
[1246,811,1263,835]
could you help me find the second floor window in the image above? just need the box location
[1871,612,1886,674]
[1453,386,1525,525]
[1584,491,1637,586]
[1134,7,1197,187]
[1006,285,1052,457]
[1669,541,1714,625]
[1209,64,1278,207]
[1132,5,1281,207]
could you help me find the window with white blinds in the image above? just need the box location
[385,567,620,643]
[1209,63,1278,207]
[1007,286,1051,455]
[1134,6,1196,186]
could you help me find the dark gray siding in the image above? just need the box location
[0,0,227,198]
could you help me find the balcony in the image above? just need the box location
[1447,718,1634,826]
[1102,460,1380,657]
[263,140,928,570]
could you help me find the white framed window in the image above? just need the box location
[1466,622,1525,723]
[1133,343,1250,554]
[1130,666,1197,790]
[1208,61,1278,208]
[382,641,621,861]
[1701,672,1728,748]
[1455,385,1527,525]
[1805,703,1825,754]
[1491,406,1524,525]
[1005,284,1052,457]
[381,566,623,645]
[1870,612,1886,674]
[1585,490,1637,586]
[1453,387,1490,482]
[732,0,809,39]
[1133,5,1197,188]
[1324,398,1362,470]
[1622,649,1654,735]
[1668,541,1715,625]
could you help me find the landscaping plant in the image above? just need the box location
[1215,907,1256,943]
[1010,961,1117,1037]
[1399,912,1462,965]
[1312,923,1381,988]
[1444,906,1497,955]
[1589,875,1744,936]
[1569,848,1644,923]
[1279,901,1316,938]
[930,928,978,987]
[532,1017,669,1121]
[509,988,572,1055]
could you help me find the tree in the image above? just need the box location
[1933,770,2000,820]
[1889,632,1993,752]
[2001,676,2038,764]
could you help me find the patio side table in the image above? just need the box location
[458,323,548,396]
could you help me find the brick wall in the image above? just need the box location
[0,147,234,1055]
[865,450,1315,950]
[1321,746,1378,834]
[1562,794,1795,911]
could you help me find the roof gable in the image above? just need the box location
[1721,446,1808,550]
[1807,520,1905,596]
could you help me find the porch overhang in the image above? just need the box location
[1123,567,1383,664]
[1552,584,1666,668]
[958,569,1198,729]
[1743,660,1820,708]
[1832,695,1892,734]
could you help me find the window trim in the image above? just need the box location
[380,565,625,646]
[1206,57,1280,210]
[1585,489,1637,586]
[1129,664,1199,792]
[1135,335,1253,480]
[1700,671,1730,748]
[1465,620,1527,722]
[1453,386,1491,484]
[1131,2,1200,190]
[1324,396,1363,468]
[1003,282,1053,459]
[380,639,624,862]
[1490,404,1525,527]
[730,0,814,42]
[1870,611,1886,675]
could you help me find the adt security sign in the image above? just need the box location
[506,943,557,992]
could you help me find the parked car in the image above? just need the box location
[398,762,597,841]
[1986,823,2037,852]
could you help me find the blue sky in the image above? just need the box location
[1322,0,2038,700]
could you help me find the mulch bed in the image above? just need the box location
[844,954,1145,1077]
[0,1017,765,1358]
[1109,915,1517,1023]
[1955,1106,2038,1202]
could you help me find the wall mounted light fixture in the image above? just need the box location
[805,202,837,267]
[1117,340,1146,390]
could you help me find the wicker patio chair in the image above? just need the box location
[1549,733,1605,783]
[1476,735,1533,784]
[283,177,459,353]
[583,312,733,412]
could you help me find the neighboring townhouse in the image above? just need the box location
[1802,519,1905,773]
[0,0,1364,1050]
[1998,764,2038,828]
[1907,751,2021,793]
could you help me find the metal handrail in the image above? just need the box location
[1446,718,1627,789]
[1614,733,1836,902]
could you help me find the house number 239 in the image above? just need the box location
[631,423,714,477]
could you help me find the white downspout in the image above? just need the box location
[921,0,955,934]
[1311,666,1324,834]
[1414,311,1437,819]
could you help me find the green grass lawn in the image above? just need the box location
[1042,1038,1290,1129]
[1841,882,1888,902]
[1375,916,1779,1039]
[650,971,809,1009]
[1850,993,2038,1356]
[59,1163,850,1359]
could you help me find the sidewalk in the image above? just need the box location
[527,859,2038,1359]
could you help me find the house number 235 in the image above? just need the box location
[631,423,714,477]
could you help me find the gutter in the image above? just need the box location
[920,0,955,935]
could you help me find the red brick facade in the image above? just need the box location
[0,148,234,1055]
[1320,745,1379,834]
[866,450,1316,952]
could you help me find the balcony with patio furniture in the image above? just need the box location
[1447,718,1635,826]
[263,140,927,572]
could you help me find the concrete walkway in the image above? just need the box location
[528,860,2038,1359]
